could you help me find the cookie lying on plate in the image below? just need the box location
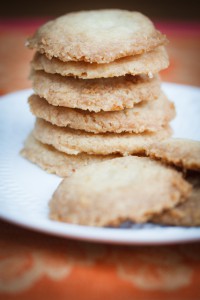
[31,71,160,112]
[31,46,168,79]
[152,172,200,226]
[26,9,167,63]
[146,138,200,171]
[33,118,171,156]
[29,93,175,134]
[49,156,191,227]
[145,139,200,226]
[146,139,200,226]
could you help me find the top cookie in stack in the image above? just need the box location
[22,9,175,177]
[28,10,166,65]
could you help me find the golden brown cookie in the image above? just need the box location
[152,172,200,226]
[31,46,169,79]
[146,139,200,171]
[27,10,167,63]
[33,118,172,156]
[49,156,191,227]
[31,71,161,112]
[21,133,116,177]
[29,93,175,134]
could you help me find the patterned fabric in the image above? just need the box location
[0,20,200,300]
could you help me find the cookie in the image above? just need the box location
[26,9,167,63]
[146,139,200,171]
[29,93,175,134]
[152,172,200,226]
[31,71,161,112]
[33,118,172,156]
[31,46,169,79]
[49,156,191,227]
[21,133,116,177]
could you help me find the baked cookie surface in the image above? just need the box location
[31,46,169,79]
[146,139,200,171]
[27,9,167,63]
[152,172,200,226]
[31,71,161,112]
[49,156,191,227]
[21,133,116,177]
[33,118,172,156]
[29,93,175,133]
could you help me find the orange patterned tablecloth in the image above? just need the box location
[0,19,200,300]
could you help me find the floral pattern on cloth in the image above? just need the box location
[0,238,105,293]
[0,226,200,300]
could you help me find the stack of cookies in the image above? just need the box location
[21,9,175,177]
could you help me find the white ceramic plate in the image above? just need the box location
[0,83,200,245]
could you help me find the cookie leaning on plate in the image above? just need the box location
[29,93,175,133]
[31,46,169,79]
[31,71,161,112]
[26,9,167,63]
[49,156,191,227]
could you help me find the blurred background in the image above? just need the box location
[0,0,200,94]
[1,0,200,20]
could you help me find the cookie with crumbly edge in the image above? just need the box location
[33,118,172,156]
[31,46,169,79]
[29,93,175,134]
[152,172,200,226]
[31,71,161,112]
[21,133,116,177]
[49,156,191,227]
[26,10,167,64]
[146,139,200,171]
